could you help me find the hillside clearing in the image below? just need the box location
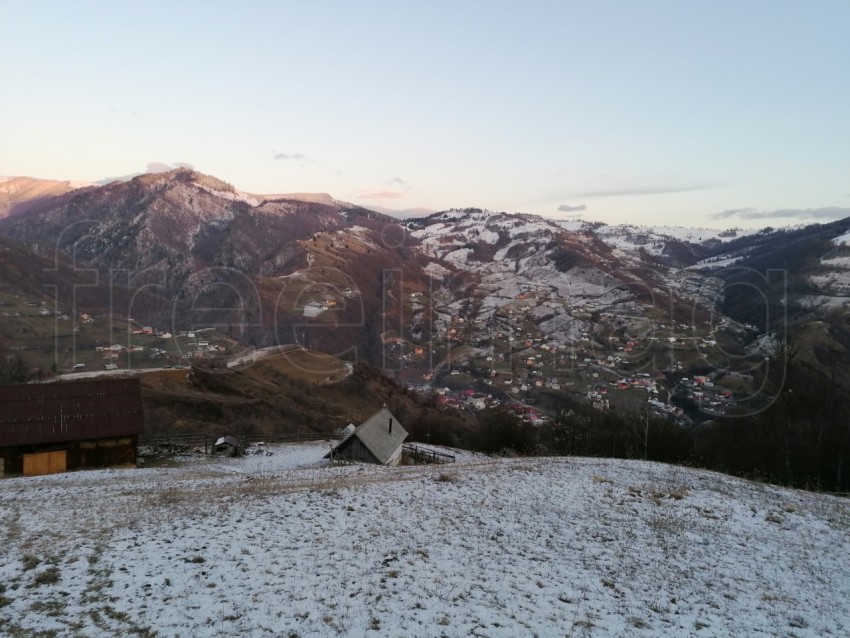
[1,446,848,637]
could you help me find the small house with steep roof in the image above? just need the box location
[324,407,408,466]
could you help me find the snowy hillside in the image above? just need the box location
[594,223,760,250]
[404,209,740,362]
[409,210,638,337]
[2,444,848,637]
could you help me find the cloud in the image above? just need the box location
[273,152,311,162]
[384,177,412,191]
[710,207,850,221]
[97,174,137,185]
[710,207,758,220]
[97,161,194,184]
[557,204,587,213]
[358,190,405,200]
[146,161,193,173]
[709,208,756,219]
[569,183,722,198]
[357,179,412,201]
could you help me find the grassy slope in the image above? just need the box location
[140,350,473,438]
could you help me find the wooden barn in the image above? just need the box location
[325,407,408,466]
[0,378,144,477]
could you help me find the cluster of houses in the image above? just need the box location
[436,387,494,411]
[95,341,170,370]
[1,301,73,320]
[387,284,751,425]
[677,375,736,416]
[70,325,232,371]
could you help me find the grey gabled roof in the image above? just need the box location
[326,407,408,464]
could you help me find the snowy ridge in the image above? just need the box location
[580,224,762,262]
[195,183,260,207]
[345,225,381,249]
[411,210,643,347]
[2,448,847,637]
[0,177,97,193]
[595,223,762,246]
[408,209,713,345]
[806,253,850,301]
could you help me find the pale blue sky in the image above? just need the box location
[1,1,848,227]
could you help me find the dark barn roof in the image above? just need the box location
[0,378,144,447]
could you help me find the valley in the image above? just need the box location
[1,170,850,490]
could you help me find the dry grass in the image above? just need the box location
[21,554,40,571]
[668,487,688,501]
[629,484,688,504]
[258,349,349,385]
[434,472,458,483]
[30,566,60,587]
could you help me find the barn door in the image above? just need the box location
[23,450,67,476]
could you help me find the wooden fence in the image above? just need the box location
[403,443,456,464]
[138,432,338,454]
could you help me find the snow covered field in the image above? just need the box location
[1,444,848,637]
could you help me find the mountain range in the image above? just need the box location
[2,169,850,424]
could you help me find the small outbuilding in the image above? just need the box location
[324,407,408,466]
[213,435,240,456]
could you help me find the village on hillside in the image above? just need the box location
[385,283,763,427]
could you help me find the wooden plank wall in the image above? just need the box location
[23,450,67,476]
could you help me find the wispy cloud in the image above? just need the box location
[568,183,722,198]
[358,190,405,200]
[558,204,587,213]
[710,206,850,221]
[711,207,755,219]
[384,177,412,191]
[272,152,312,165]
